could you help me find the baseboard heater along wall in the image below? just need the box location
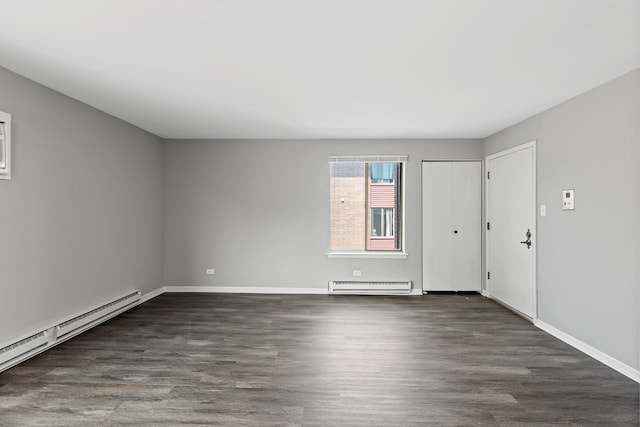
[0,290,140,373]
[328,280,412,295]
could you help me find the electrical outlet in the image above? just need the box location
[352,270,362,277]
[206,268,215,275]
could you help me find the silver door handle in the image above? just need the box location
[520,229,532,249]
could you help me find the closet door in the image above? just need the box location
[422,161,481,292]
[422,162,455,291]
[451,161,481,291]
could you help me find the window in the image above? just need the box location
[371,207,394,237]
[0,124,4,168]
[369,163,395,183]
[329,155,406,256]
[0,110,11,180]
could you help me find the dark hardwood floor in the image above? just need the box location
[0,293,638,426]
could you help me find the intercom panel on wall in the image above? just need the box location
[0,110,11,180]
[562,189,575,210]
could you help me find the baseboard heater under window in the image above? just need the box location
[328,280,412,295]
[0,290,141,373]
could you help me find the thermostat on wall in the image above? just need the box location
[562,189,574,210]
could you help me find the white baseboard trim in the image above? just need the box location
[163,286,328,294]
[480,289,489,297]
[141,286,427,300]
[140,287,165,304]
[162,286,424,296]
[535,319,640,383]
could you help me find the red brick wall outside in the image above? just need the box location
[330,176,366,250]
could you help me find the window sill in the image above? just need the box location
[327,251,409,259]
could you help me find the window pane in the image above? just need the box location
[371,208,381,236]
[384,208,394,236]
[330,162,366,251]
[0,123,4,167]
[371,208,394,237]
[370,163,395,183]
[330,160,403,252]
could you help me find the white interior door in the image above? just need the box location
[486,142,536,318]
[451,161,482,291]
[423,162,454,291]
[422,161,481,292]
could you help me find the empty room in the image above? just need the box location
[0,0,638,425]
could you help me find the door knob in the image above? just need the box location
[520,229,532,249]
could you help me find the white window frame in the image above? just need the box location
[327,155,408,259]
[0,110,12,180]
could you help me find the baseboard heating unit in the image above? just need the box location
[0,290,141,373]
[328,281,412,295]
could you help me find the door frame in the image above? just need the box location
[484,141,537,321]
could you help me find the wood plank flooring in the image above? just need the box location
[0,293,638,426]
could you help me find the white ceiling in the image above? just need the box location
[0,0,638,139]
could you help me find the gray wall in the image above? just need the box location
[163,139,482,290]
[483,68,640,370]
[0,67,164,344]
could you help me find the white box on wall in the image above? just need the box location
[0,110,11,180]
